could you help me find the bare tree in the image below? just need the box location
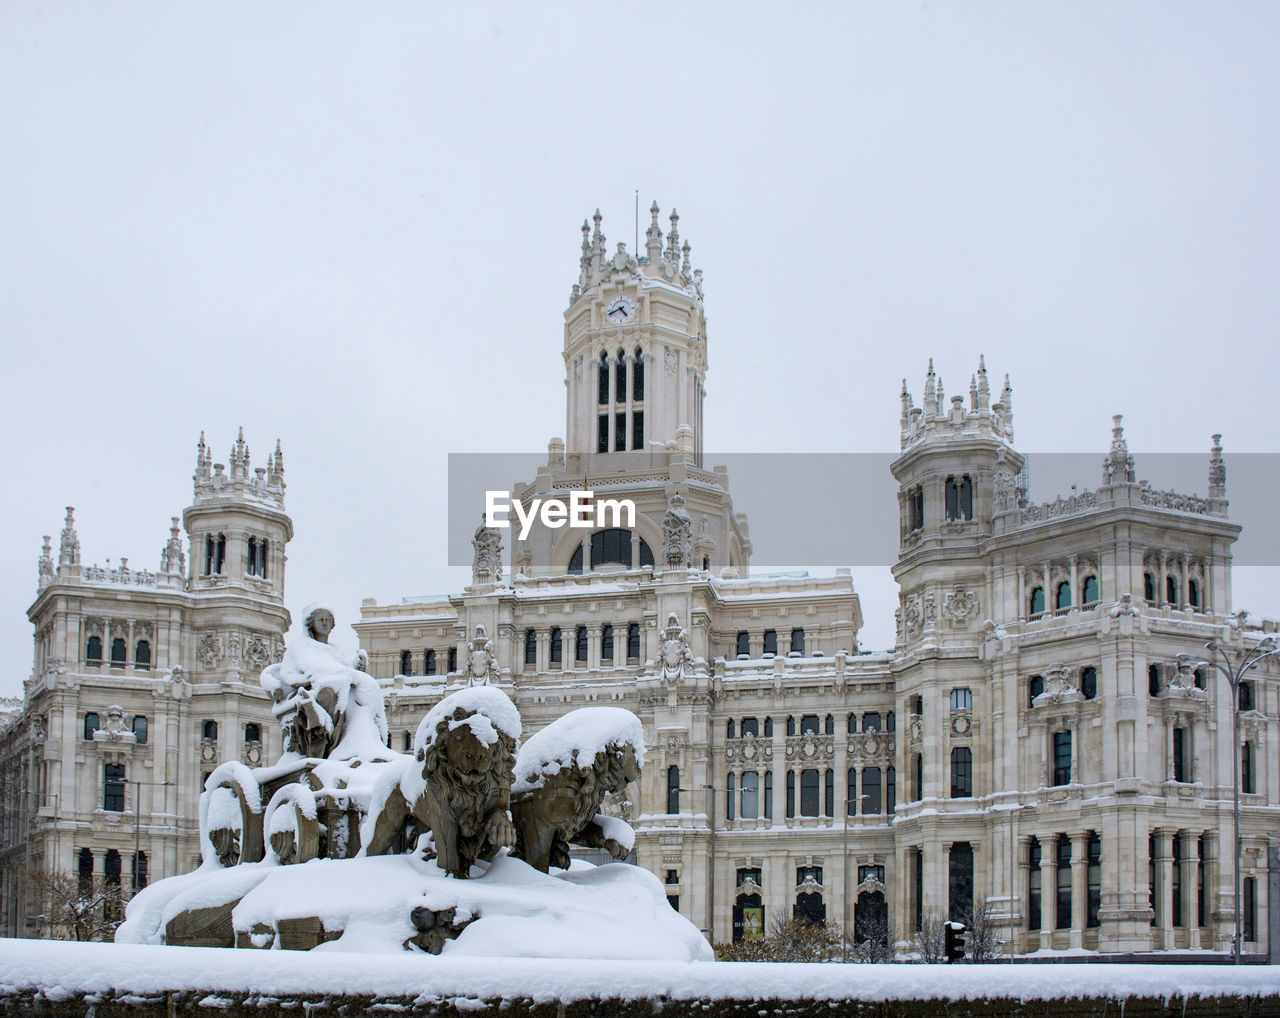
[25,869,125,942]
[958,898,1001,963]
[914,910,946,963]
[716,916,842,962]
[850,907,893,963]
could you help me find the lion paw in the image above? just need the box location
[485,812,516,849]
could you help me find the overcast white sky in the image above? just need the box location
[2,3,1278,696]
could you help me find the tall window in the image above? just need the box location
[84,712,100,740]
[861,767,881,815]
[1055,836,1071,929]
[1243,877,1257,942]
[1148,664,1161,696]
[524,630,536,665]
[104,849,122,888]
[1242,741,1255,794]
[1173,727,1188,782]
[1081,666,1098,700]
[598,357,609,405]
[633,347,644,400]
[550,628,562,664]
[447,647,457,672]
[1171,835,1183,927]
[666,766,680,814]
[1087,833,1101,928]
[627,622,640,659]
[950,746,972,797]
[86,635,102,663]
[1029,674,1044,705]
[202,719,218,740]
[886,765,896,814]
[912,753,923,801]
[1056,581,1072,610]
[134,640,151,669]
[1144,572,1156,602]
[726,772,735,821]
[597,414,609,453]
[944,475,974,522]
[1082,575,1100,605]
[824,768,834,817]
[400,650,413,676]
[110,638,127,667]
[741,771,760,819]
[1030,587,1045,615]
[1188,578,1200,608]
[615,350,626,403]
[131,715,148,744]
[1166,575,1178,604]
[909,486,924,531]
[601,624,614,661]
[78,848,93,897]
[763,630,777,656]
[425,648,437,674]
[244,722,260,742]
[764,771,773,819]
[104,763,126,811]
[132,851,148,891]
[575,625,588,663]
[949,688,972,711]
[632,411,643,450]
[948,842,973,923]
[800,769,819,817]
[1028,839,1042,930]
[913,850,924,932]
[1238,681,1255,712]
[786,771,795,818]
[614,411,626,451]
[735,631,749,657]
[1052,731,1072,786]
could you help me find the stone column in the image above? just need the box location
[536,630,549,673]
[1154,828,1174,949]
[1071,831,1090,947]
[1039,839,1055,949]
[1041,562,1051,612]
[587,624,601,670]
[1180,553,1190,609]
[1016,835,1034,955]
[940,842,952,921]
[1180,831,1198,949]
[1068,554,1078,610]
[1158,551,1168,607]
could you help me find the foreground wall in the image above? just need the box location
[1,941,1278,1018]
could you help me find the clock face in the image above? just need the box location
[606,296,635,324]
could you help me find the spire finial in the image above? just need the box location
[969,374,978,410]
[1209,433,1226,499]
[1103,414,1135,485]
[59,506,81,567]
[681,238,691,276]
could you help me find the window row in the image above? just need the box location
[907,841,976,929]
[1142,572,1203,610]
[1028,833,1102,931]
[198,719,261,742]
[524,623,643,666]
[723,711,899,742]
[597,411,645,452]
[201,533,271,578]
[597,347,645,405]
[731,865,888,945]
[1143,832,1250,935]
[398,647,457,677]
[733,628,805,658]
[78,846,148,896]
[1028,576,1101,616]
[568,528,654,572]
[83,712,149,742]
[85,636,151,669]
[663,765,899,820]
[1028,667,1098,705]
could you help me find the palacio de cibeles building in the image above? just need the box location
[1,204,1277,965]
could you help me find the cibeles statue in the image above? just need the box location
[662,492,692,570]
[471,516,503,587]
[260,603,386,760]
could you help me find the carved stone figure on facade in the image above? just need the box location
[1109,593,1141,618]
[993,450,1015,513]
[657,612,697,682]
[1167,661,1208,699]
[363,687,520,878]
[923,591,937,626]
[471,516,504,586]
[100,704,130,740]
[511,707,644,872]
[663,492,693,570]
[1038,663,1078,705]
[465,624,498,687]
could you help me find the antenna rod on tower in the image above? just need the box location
[634,189,639,255]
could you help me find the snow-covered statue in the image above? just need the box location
[471,517,503,586]
[658,612,696,682]
[363,687,520,878]
[465,624,498,687]
[662,492,692,569]
[260,604,386,760]
[511,707,644,873]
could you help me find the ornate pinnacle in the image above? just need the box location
[681,238,691,276]
[1103,414,1135,485]
[59,507,81,566]
[1209,433,1226,499]
[667,209,680,262]
[970,374,978,409]
[645,200,664,263]
[936,375,945,416]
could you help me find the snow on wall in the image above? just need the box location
[512,707,644,796]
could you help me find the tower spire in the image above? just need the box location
[666,208,680,264]
[1103,414,1135,485]
[1208,434,1226,499]
[59,507,81,567]
[976,355,990,411]
[645,200,663,263]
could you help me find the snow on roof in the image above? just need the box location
[9,938,1280,1003]
[416,686,522,754]
[513,707,644,796]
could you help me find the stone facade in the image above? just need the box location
[2,207,1276,959]
[0,432,290,937]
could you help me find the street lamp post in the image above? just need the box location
[131,779,174,894]
[1179,633,1278,964]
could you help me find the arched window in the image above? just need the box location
[800,714,820,735]
[84,712,100,740]
[862,712,882,732]
[402,731,411,752]
[1166,575,1178,604]
[214,534,226,574]
[202,719,218,741]
[247,536,258,576]
[633,347,644,401]
[550,627,562,664]
[1081,666,1098,700]
[1144,573,1156,602]
[1056,581,1072,610]
[847,714,857,735]
[1030,587,1046,616]
[1082,575,1100,605]
[627,622,640,659]
[615,350,627,402]
[590,528,633,568]
[400,650,413,676]
[727,719,736,739]
[575,625,588,663]
[764,717,773,737]
[568,543,584,574]
[86,636,102,663]
[862,767,882,815]
[601,624,614,661]
[598,357,609,405]
[244,722,260,743]
[886,711,896,732]
[950,747,972,797]
[666,766,680,814]
[1188,578,1200,609]
[131,715,148,743]
[824,714,834,735]
[425,649,437,674]
[524,630,537,665]
[110,638,127,667]
[134,640,151,669]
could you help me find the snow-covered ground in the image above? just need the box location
[1,940,1278,1005]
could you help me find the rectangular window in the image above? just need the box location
[627,623,640,660]
[800,769,819,817]
[425,649,437,675]
[913,849,924,932]
[1028,840,1042,930]
[597,414,609,453]
[949,841,974,924]
[786,771,795,818]
[614,412,626,451]
[1242,741,1255,794]
[549,628,562,664]
[666,766,680,814]
[862,767,881,815]
[1053,731,1072,786]
[1081,666,1098,699]
[524,630,536,666]
[886,766,896,814]
[575,626,588,662]
[741,771,759,819]
[1055,837,1071,930]
[447,647,457,672]
[1087,834,1101,928]
[764,770,773,820]
[740,717,759,738]
[950,747,972,798]
[824,768,834,817]
[601,625,614,661]
[912,752,923,801]
[949,687,972,711]
[1171,836,1183,927]
[632,411,643,450]
[1243,876,1257,942]
[735,631,749,657]
[104,763,126,812]
[1173,727,1187,782]
[1197,835,1207,927]
[726,773,735,821]
[790,628,805,655]
[763,630,777,656]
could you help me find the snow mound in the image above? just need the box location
[513,707,644,796]
[416,687,522,754]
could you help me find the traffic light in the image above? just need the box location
[944,920,966,963]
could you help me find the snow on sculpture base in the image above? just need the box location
[118,850,711,962]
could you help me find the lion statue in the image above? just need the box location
[362,687,520,879]
[510,707,644,873]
